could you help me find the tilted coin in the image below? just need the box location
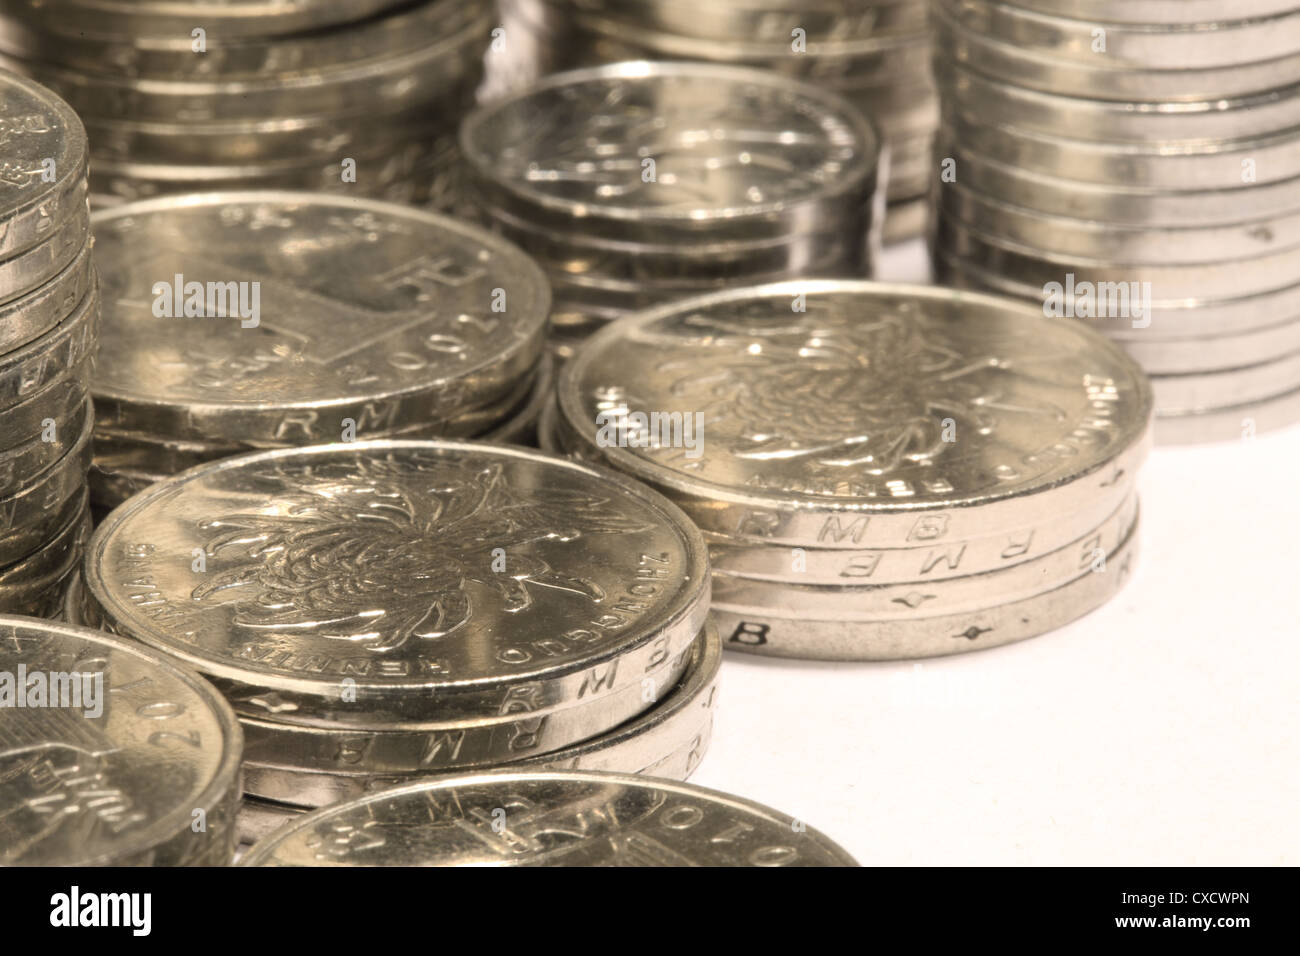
[239,770,858,866]
[712,517,1139,659]
[0,615,243,865]
[555,281,1153,550]
[84,441,710,730]
[88,193,549,445]
[0,68,88,263]
[238,622,720,806]
[460,61,881,245]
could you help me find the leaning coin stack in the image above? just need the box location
[0,71,98,618]
[0,0,491,207]
[929,0,1300,443]
[460,61,882,360]
[0,616,243,865]
[238,770,857,866]
[85,191,554,518]
[77,441,718,821]
[496,0,937,243]
[547,281,1153,660]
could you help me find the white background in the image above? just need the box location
[691,240,1300,865]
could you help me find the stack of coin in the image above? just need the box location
[0,616,243,866]
[78,441,718,814]
[238,770,858,866]
[460,61,882,360]
[0,0,492,208]
[929,0,1300,442]
[495,0,936,243]
[84,191,555,518]
[546,281,1153,660]
[0,71,98,618]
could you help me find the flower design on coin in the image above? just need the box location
[190,458,651,652]
[665,302,1065,474]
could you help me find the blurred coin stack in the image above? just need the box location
[0,72,98,618]
[84,192,554,518]
[547,282,1153,660]
[77,441,719,825]
[0,617,243,865]
[0,0,492,207]
[929,0,1300,443]
[461,61,882,360]
[497,0,937,243]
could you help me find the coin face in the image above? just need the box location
[0,69,88,264]
[461,61,878,231]
[239,770,857,866]
[0,616,242,865]
[84,441,710,728]
[556,281,1153,546]
[88,192,550,444]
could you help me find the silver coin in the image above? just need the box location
[705,478,1135,585]
[938,106,1300,187]
[0,203,88,306]
[89,192,548,445]
[0,391,90,500]
[1117,316,1300,375]
[1153,384,1300,443]
[460,61,881,245]
[0,615,243,864]
[1152,349,1300,413]
[10,0,415,41]
[481,354,555,447]
[0,68,88,262]
[1011,0,1300,24]
[935,212,1300,300]
[933,140,1300,226]
[934,251,1300,338]
[714,517,1139,660]
[84,441,711,729]
[934,6,1300,101]
[937,182,1300,264]
[0,496,90,613]
[937,62,1300,143]
[239,769,858,866]
[239,622,719,805]
[555,280,1152,549]
[0,243,94,355]
[0,402,93,568]
[236,796,305,849]
[0,0,478,80]
[0,279,98,409]
[936,0,1300,70]
[711,494,1137,619]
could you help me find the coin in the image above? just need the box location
[0,496,90,614]
[0,392,90,500]
[0,615,243,865]
[555,281,1153,549]
[0,69,88,263]
[238,769,858,866]
[238,622,720,806]
[0,243,94,355]
[1152,384,1300,443]
[712,519,1139,659]
[0,406,93,568]
[460,61,881,245]
[88,193,549,445]
[84,441,711,730]
[236,796,304,849]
